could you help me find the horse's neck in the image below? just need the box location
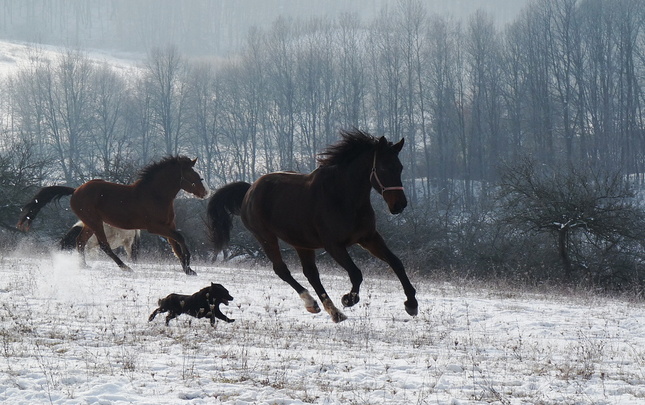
[135,175,181,201]
[330,154,373,205]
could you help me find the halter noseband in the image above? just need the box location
[370,153,404,194]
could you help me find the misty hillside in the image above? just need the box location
[0,0,529,56]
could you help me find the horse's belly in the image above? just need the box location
[276,230,323,250]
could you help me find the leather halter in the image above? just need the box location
[370,153,404,195]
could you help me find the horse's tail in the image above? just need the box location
[60,221,83,250]
[207,181,251,254]
[17,186,76,231]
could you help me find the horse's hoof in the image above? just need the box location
[300,291,320,313]
[405,300,418,316]
[185,268,197,276]
[341,292,360,307]
[120,265,132,271]
[331,311,348,323]
[306,302,321,314]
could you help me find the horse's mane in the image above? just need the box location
[137,155,192,184]
[317,129,379,167]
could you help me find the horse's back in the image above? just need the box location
[243,168,377,249]
[71,179,140,228]
[72,179,133,204]
[244,172,313,218]
[242,171,338,248]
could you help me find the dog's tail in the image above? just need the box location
[17,185,76,231]
[60,221,83,251]
[148,308,160,322]
[206,181,251,254]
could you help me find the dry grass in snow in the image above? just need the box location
[1,252,645,404]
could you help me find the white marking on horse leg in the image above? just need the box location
[322,298,347,323]
[299,291,321,313]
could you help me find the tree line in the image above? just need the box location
[2,0,645,290]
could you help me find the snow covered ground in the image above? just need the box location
[1,251,645,404]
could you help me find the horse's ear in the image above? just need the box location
[378,136,388,148]
[191,158,198,167]
[392,138,405,153]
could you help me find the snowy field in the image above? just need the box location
[1,252,645,404]
[0,40,143,78]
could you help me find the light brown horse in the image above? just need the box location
[17,156,208,275]
[207,129,418,322]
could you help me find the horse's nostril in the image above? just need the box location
[391,202,406,215]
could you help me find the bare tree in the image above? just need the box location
[145,45,187,156]
[336,13,367,129]
[92,64,128,179]
[265,17,298,170]
[295,17,338,170]
[366,8,404,139]
[500,158,645,283]
[427,15,463,206]
[185,62,225,185]
[465,10,503,184]
[0,138,49,234]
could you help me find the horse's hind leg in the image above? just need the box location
[130,231,141,263]
[258,236,322,316]
[296,248,346,323]
[324,244,364,309]
[76,226,94,268]
[91,223,131,270]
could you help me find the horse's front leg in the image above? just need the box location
[360,233,418,316]
[324,244,363,309]
[148,223,196,275]
[166,231,196,276]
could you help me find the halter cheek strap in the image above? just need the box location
[370,153,405,194]
[180,174,194,188]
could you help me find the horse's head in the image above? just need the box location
[371,137,407,214]
[180,158,209,199]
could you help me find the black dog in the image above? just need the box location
[148,283,235,326]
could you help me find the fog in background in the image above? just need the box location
[0,0,528,56]
[4,0,645,291]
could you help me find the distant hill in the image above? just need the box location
[0,40,142,78]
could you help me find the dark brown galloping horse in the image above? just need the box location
[207,129,418,322]
[17,156,208,275]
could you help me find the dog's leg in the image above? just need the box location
[165,312,177,326]
[212,306,235,323]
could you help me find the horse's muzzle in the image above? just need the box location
[384,191,407,215]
